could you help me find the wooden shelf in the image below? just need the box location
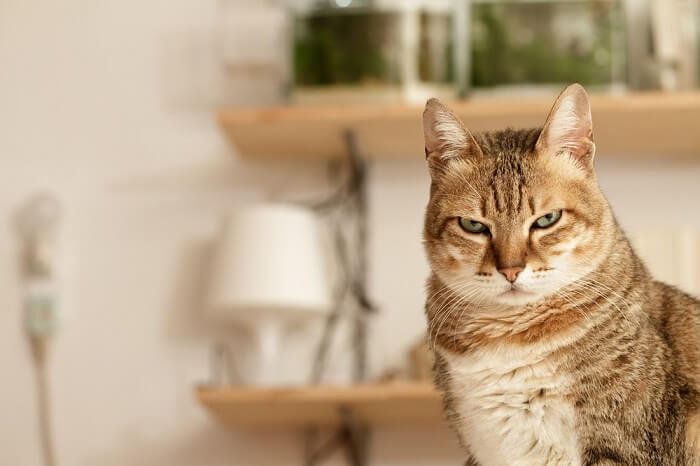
[218,91,700,160]
[197,382,443,428]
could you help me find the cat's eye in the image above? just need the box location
[533,210,562,229]
[458,218,488,234]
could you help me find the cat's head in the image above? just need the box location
[423,84,615,307]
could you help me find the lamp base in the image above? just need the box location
[247,318,285,387]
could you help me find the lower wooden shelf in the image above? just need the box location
[197,382,443,428]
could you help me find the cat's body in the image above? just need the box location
[422,86,699,465]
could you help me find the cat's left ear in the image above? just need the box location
[536,83,595,171]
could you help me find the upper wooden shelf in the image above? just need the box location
[197,382,443,428]
[218,92,700,160]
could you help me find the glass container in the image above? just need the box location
[291,0,455,104]
[457,0,627,96]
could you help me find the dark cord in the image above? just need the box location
[303,130,376,466]
[307,130,376,386]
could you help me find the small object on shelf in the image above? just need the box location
[408,338,434,382]
[650,0,699,91]
[207,203,333,386]
[291,0,454,104]
[207,342,240,387]
[457,0,627,96]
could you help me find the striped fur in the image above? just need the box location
[423,85,700,465]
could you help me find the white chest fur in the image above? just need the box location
[440,346,581,466]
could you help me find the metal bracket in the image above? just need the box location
[303,407,370,466]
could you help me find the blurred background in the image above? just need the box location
[1,1,700,465]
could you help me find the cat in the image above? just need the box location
[422,83,700,466]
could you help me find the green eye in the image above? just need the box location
[458,218,488,234]
[534,210,562,229]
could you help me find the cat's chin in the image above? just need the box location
[491,287,542,306]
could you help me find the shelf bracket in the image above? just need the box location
[303,407,370,466]
[339,406,370,466]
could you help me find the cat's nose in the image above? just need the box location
[498,266,524,283]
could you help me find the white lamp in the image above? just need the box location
[208,203,332,386]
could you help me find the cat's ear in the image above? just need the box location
[423,98,483,174]
[536,83,595,171]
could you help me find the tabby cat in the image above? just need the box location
[422,84,700,465]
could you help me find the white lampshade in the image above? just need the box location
[208,203,333,324]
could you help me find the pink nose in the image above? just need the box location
[498,266,524,283]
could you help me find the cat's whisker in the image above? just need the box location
[553,289,587,320]
[556,276,625,322]
[447,288,487,349]
[430,282,481,348]
[563,272,634,324]
[427,278,472,303]
[428,281,478,348]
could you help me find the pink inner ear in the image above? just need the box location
[544,93,594,164]
[423,100,473,162]
[572,128,594,160]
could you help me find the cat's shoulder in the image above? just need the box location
[650,280,700,388]
[650,280,700,319]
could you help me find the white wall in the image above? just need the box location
[1,2,699,466]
